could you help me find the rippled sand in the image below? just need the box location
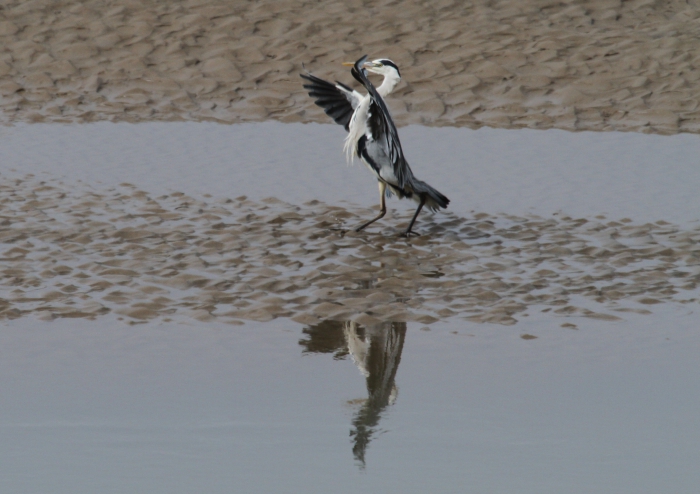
[1,0,700,133]
[2,175,698,327]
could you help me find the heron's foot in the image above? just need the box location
[401,230,421,238]
[330,226,348,236]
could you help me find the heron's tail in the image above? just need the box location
[411,178,450,211]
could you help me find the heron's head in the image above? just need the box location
[363,59,401,79]
[343,58,401,79]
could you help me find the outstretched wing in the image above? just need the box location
[350,55,410,189]
[300,72,362,131]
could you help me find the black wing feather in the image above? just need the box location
[351,56,410,189]
[300,73,355,131]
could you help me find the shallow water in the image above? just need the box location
[3,121,700,223]
[1,122,700,492]
[2,315,699,493]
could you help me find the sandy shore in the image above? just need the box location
[1,0,700,133]
[1,175,697,326]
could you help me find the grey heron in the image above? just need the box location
[301,55,450,236]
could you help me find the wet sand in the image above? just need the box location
[1,175,698,326]
[2,0,700,133]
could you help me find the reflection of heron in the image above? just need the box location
[301,55,449,236]
[299,319,407,468]
[345,321,406,467]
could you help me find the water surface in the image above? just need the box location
[1,122,699,493]
[3,121,700,223]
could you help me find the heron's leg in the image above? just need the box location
[355,181,387,232]
[402,194,427,237]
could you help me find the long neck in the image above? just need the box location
[376,71,400,97]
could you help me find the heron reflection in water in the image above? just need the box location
[299,319,407,467]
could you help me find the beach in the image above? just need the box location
[2,0,700,133]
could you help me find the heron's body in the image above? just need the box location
[301,55,449,236]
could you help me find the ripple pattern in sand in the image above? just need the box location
[1,175,699,327]
[2,0,700,134]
